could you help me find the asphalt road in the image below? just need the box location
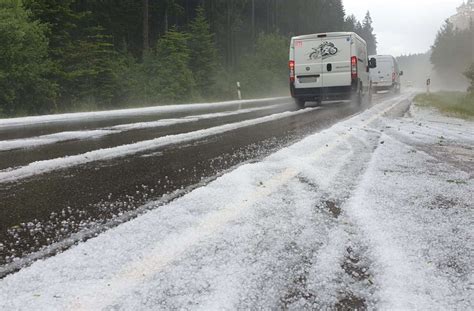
[1,92,472,310]
[0,94,392,276]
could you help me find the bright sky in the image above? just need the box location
[343,0,459,56]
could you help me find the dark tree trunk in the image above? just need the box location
[164,4,169,32]
[251,0,255,39]
[227,0,232,68]
[143,0,149,51]
[266,0,270,32]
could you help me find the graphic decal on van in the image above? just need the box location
[308,41,338,60]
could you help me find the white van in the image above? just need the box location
[289,32,376,108]
[369,55,403,93]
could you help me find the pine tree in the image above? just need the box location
[344,14,358,32]
[238,33,289,98]
[24,0,129,109]
[431,20,474,87]
[320,0,345,32]
[361,11,377,55]
[79,0,143,57]
[141,27,196,103]
[157,27,196,102]
[431,20,456,71]
[188,6,219,99]
[23,0,80,61]
[464,64,474,93]
[0,0,57,115]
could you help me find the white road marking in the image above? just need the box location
[0,97,287,129]
[0,107,314,184]
[0,105,283,152]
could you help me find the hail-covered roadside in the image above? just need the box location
[0,94,472,309]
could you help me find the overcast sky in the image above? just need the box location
[343,0,459,56]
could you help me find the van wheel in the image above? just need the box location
[295,98,306,109]
[368,87,373,105]
[356,85,363,106]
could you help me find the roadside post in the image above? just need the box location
[426,78,431,94]
[237,82,242,101]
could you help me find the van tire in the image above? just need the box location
[355,84,363,106]
[351,90,362,106]
[395,85,401,94]
[368,87,373,105]
[295,98,306,109]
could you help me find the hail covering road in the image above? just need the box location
[0,96,359,271]
[0,93,472,309]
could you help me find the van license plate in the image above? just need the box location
[298,76,318,83]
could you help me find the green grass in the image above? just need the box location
[414,91,474,119]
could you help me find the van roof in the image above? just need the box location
[370,55,395,60]
[292,32,365,43]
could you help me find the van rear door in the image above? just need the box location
[371,58,394,85]
[293,38,324,89]
[320,36,352,88]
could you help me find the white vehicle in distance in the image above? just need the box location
[369,55,403,93]
[289,32,377,108]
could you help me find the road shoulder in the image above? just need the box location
[343,103,473,309]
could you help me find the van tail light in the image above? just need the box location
[392,72,396,82]
[351,56,358,80]
[289,60,295,82]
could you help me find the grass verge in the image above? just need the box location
[414,92,474,119]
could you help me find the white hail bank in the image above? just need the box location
[289,32,377,108]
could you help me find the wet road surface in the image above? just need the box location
[0,98,288,140]
[1,92,472,310]
[0,95,390,276]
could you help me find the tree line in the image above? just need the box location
[431,19,474,90]
[0,0,377,116]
